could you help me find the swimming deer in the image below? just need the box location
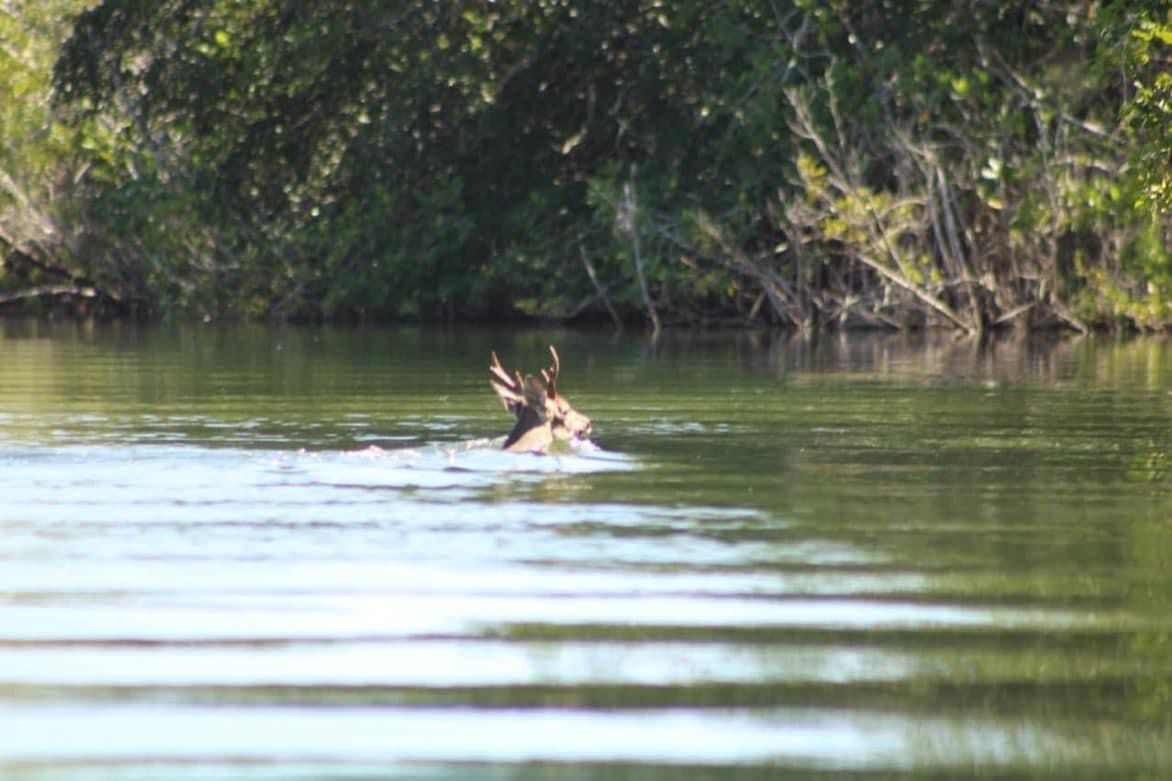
[489,346,593,453]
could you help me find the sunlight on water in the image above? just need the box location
[2,324,1171,779]
[3,703,1129,770]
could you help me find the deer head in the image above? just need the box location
[489,346,593,453]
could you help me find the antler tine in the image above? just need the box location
[548,345,560,378]
[490,352,514,389]
[489,351,511,381]
[541,345,561,396]
[490,350,528,417]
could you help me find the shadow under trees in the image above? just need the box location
[0,0,1167,330]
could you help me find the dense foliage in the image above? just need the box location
[1,0,1169,329]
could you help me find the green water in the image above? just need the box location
[1,321,1170,780]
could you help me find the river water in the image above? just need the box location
[1,321,1169,779]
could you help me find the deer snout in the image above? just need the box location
[566,411,592,440]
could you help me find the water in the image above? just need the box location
[1,321,1170,780]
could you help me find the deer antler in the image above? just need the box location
[540,345,560,397]
[489,346,592,452]
[489,351,526,415]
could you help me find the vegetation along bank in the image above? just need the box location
[1,2,1169,331]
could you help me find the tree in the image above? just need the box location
[0,0,122,315]
[25,0,1172,328]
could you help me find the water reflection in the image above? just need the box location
[1,323,1170,779]
[9,703,1138,770]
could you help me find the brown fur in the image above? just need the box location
[489,346,592,453]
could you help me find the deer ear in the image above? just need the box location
[523,375,549,410]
